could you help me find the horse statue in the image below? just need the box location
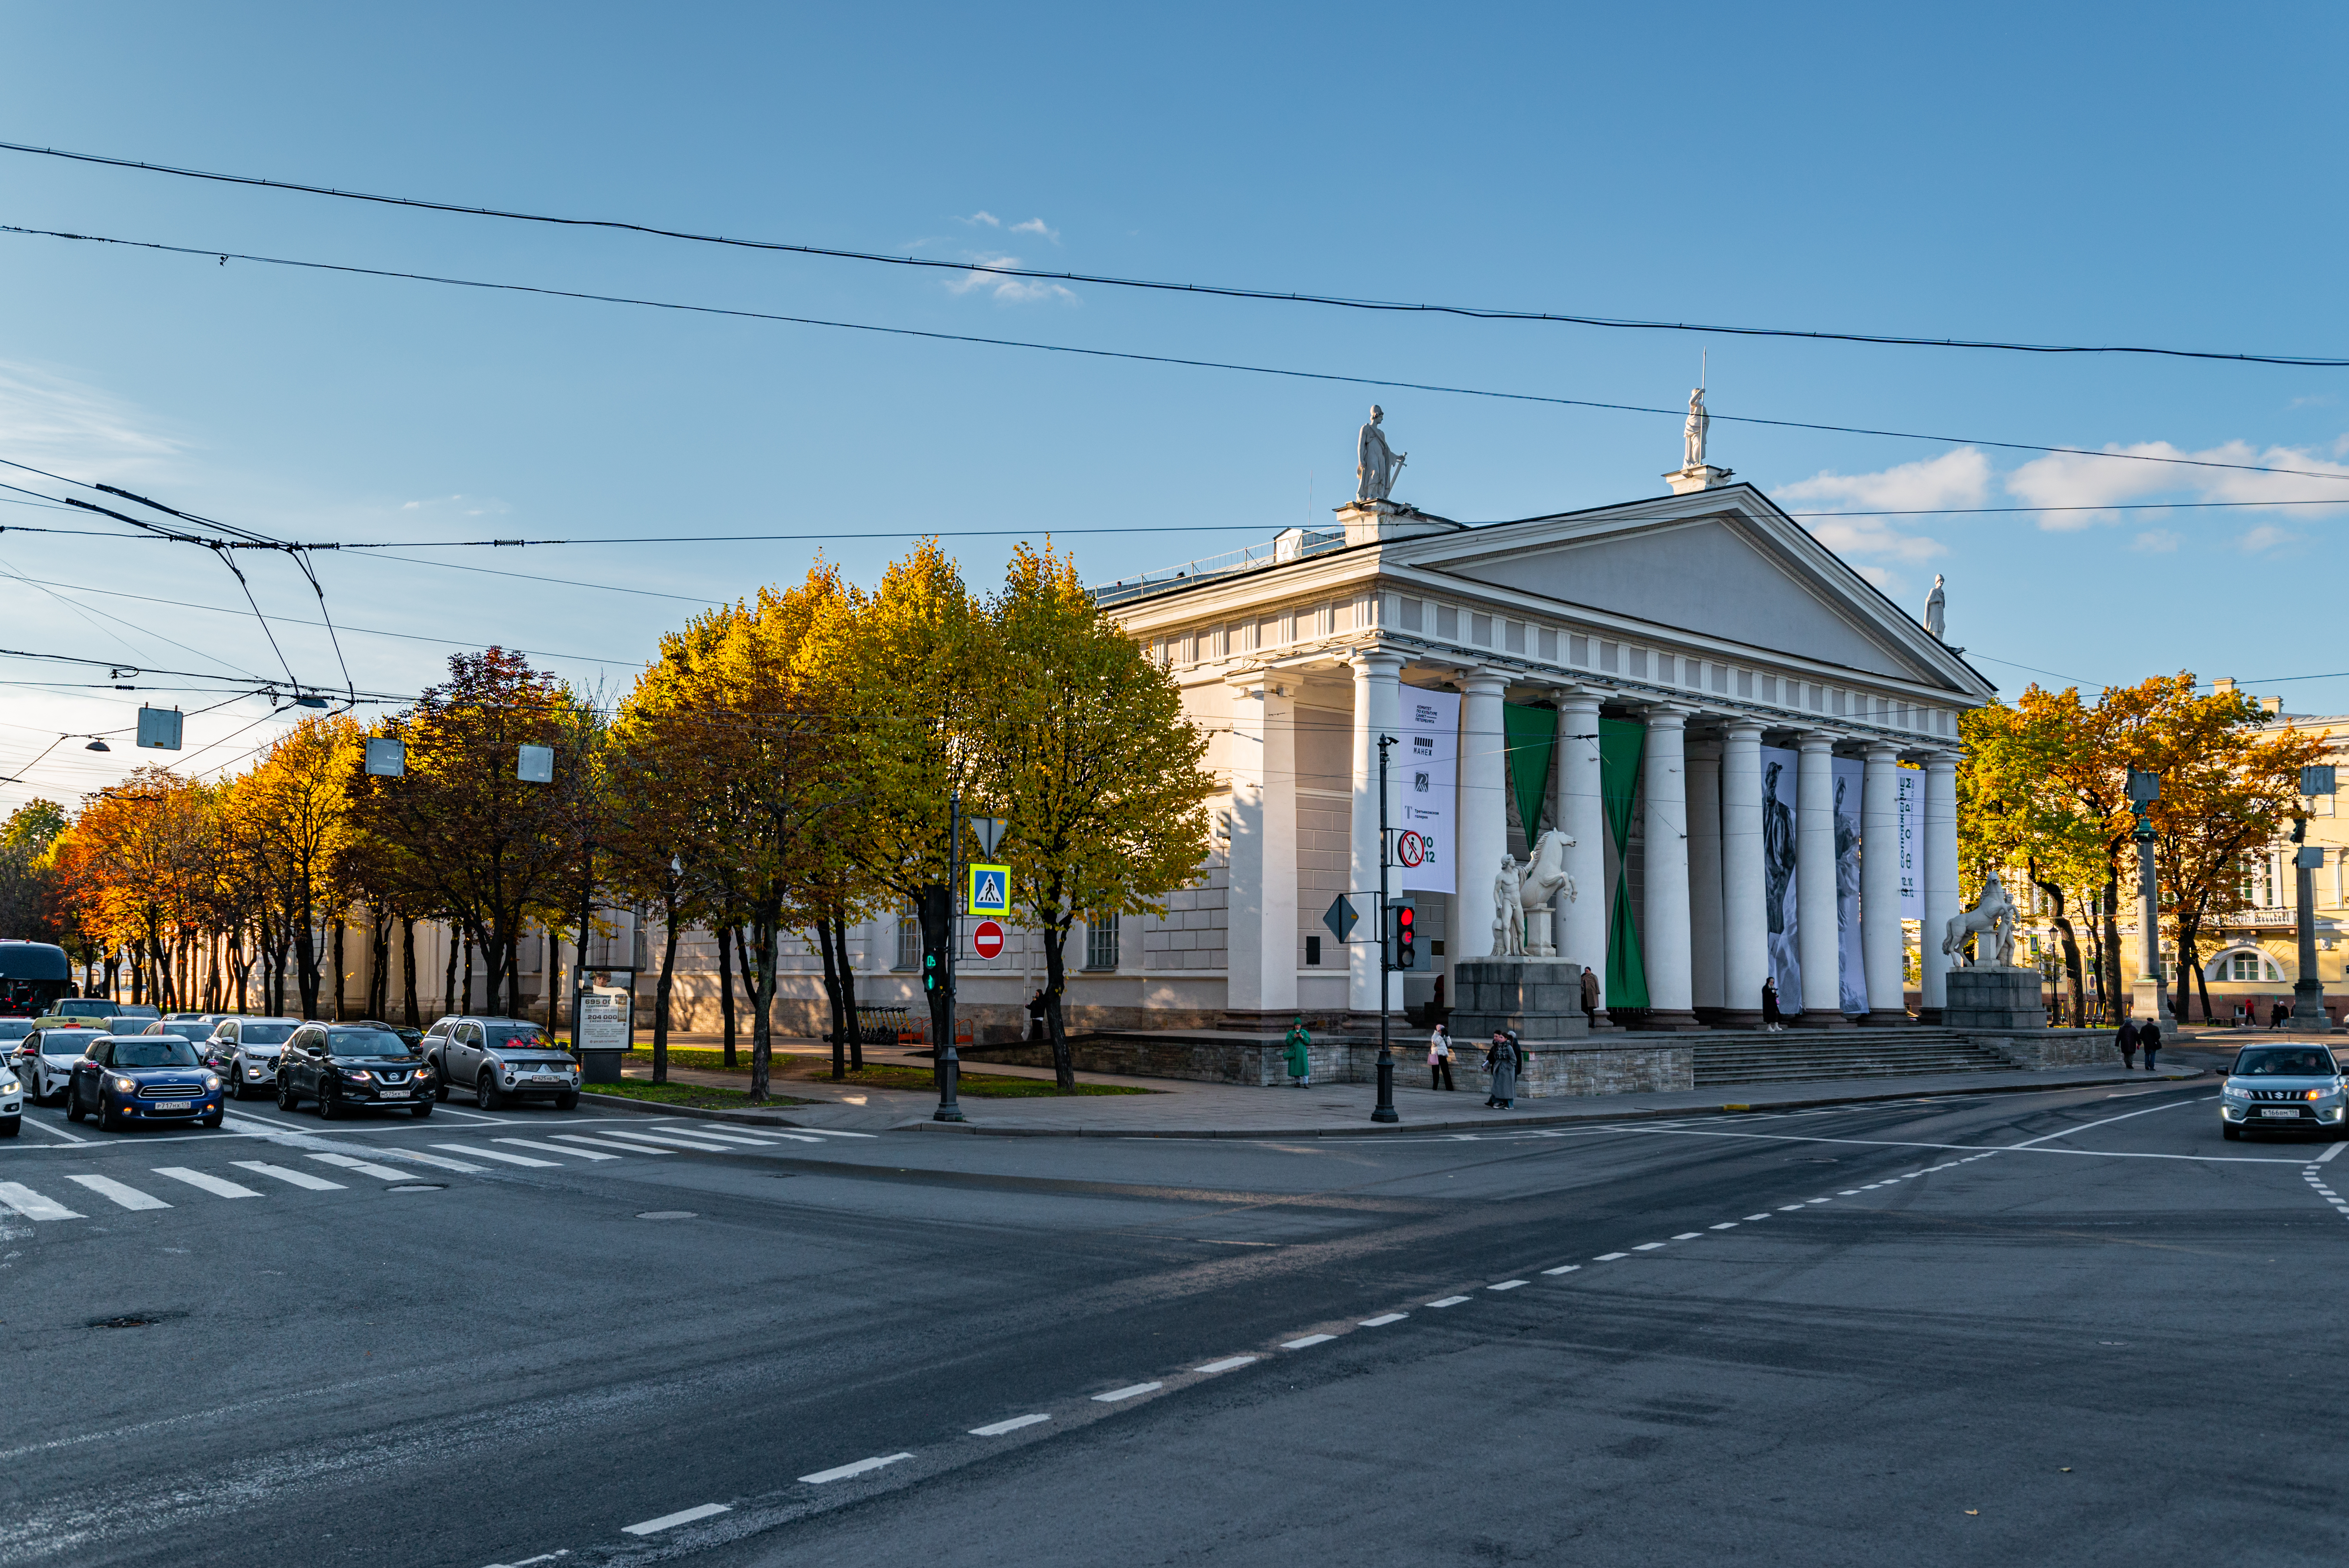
[1494,829,1576,957]
[1941,872,2017,968]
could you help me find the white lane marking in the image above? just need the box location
[64,1174,170,1211]
[233,1160,343,1191]
[1428,1294,1472,1306]
[728,1131,824,1143]
[2004,1100,2196,1150]
[1281,1334,1335,1349]
[800,1453,912,1484]
[551,1133,672,1155]
[1607,1105,2298,1164]
[1744,1213,1772,1221]
[1805,1198,1831,1205]
[622,1502,731,1534]
[588,1130,739,1153]
[1671,1232,1703,1240]
[378,1149,488,1173]
[1540,1265,1580,1276]
[970,1414,1049,1435]
[1631,1242,1667,1251]
[641,1127,770,1146]
[307,1152,413,1182]
[1091,1383,1161,1403]
[2320,1142,2348,1164]
[0,1181,83,1219]
[1487,1280,1528,1291]
[786,1128,877,1137]
[1777,1204,1807,1211]
[1593,1253,1629,1262]
[1710,1222,1739,1230]
[497,1137,617,1160]
[15,1117,86,1143]
[1195,1354,1263,1372]
[1839,1190,1863,1196]
[435,1144,558,1168]
[151,1167,261,1199]
[1359,1313,1408,1326]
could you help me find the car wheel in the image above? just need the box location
[431,1060,449,1103]
[317,1083,339,1121]
[93,1094,118,1133]
[555,1092,578,1111]
[476,1073,502,1111]
[65,1083,84,1123]
[2223,1123,2242,1140]
[276,1076,298,1111]
[410,1101,432,1119]
[201,1111,223,1129]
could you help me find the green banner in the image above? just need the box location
[1502,701,1557,844]
[1599,717,1649,1009]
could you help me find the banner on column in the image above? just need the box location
[1399,688,1459,894]
[1761,745,1800,1010]
[1833,755,1867,1016]
[1897,767,1922,919]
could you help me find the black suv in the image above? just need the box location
[276,1023,436,1119]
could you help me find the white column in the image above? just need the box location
[1686,738,1725,1016]
[1861,743,1905,1023]
[1455,667,1511,964]
[1224,672,1298,1019]
[1643,706,1696,1025]
[1555,688,1608,1020]
[1720,721,1769,1026]
[1921,749,1960,1022]
[1796,732,1847,1025]
[1348,648,1406,1014]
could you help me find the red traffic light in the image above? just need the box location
[1396,907,1414,932]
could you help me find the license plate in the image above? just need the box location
[533,1074,564,1082]
[152,1100,192,1111]
[378,1089,410,1099]
[2260,1108,2301,1119]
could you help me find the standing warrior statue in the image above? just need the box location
[1492,854,1527,957]
[1924,573,1947,641]
[1357,405,1406,502]
[1682,388,1710,471]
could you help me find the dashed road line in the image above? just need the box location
[970,1414,1049,1435]
[1359,1313,1408,1326]
[1281,1334,1335,1349]
[1540,1264,1580,1276]
[1672,1231,1703,1240]
[1592,1253,1628,1262]
[1195,1355,1262,1372]
[800,1454,912,1484]
[1092,1382,1161,1403]
[623,1503,731,1534]
[1487,1280,1527,1291]
[1429,1295,1473,1306]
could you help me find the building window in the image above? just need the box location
[1399,598,1422,632]
[895,899,921,970]
[2221,950,2282,982]
[1086,915,1120,971]
[1306,934,1322,966]
[1470,613,1493,646]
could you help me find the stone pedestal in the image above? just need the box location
[1943,966,2042,1031]
[1524,907,1556,958]
[1448,957,1592,1044]
[1664,464,1734,496]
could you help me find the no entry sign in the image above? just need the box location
[972,919,1005,960]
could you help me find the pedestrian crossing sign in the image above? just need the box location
[968,863,1011,916]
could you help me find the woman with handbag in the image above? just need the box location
[1427,1022,1455,1091]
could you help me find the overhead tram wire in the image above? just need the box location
[3,138,2345,367]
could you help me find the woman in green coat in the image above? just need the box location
[1284,1016,1312,1088]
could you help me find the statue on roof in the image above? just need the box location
[1357,406,1405,502]
[1924,574,1947,641]
[1682,388,1710,471]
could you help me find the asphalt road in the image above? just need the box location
[4,1072,2344,1567]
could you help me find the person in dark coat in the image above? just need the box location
[2115,1016,2139,1070]
[2139,1019,2162,1073]
[1580,966,1601,1027]
[1762,977,1784,1033]
[2272,1001,2289,1031]
[1484,1031,1518,1109]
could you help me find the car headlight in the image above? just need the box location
[202,1074,219,1090]
[113,1076,134,1093]
[343,1069,373,1082]
[2308,1089,2325,1102]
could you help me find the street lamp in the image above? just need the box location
[2291,764,2336,1031]
[2126,767,2176,1029]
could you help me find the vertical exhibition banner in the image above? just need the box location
[1759,745,1801,1009]
[1833,755,1867,1015]
[1400,689,1460,894]
[1897,768,1922,919]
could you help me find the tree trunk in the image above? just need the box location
[814,916,846,1081]
[717,924,737,1068]
[2173,905,2203,1025]
[442,926,458,1019]
[651,895,682,1086]
[1041,916,1075,1091]
[734,925,759,1060]
[746,911,780,1103]
[461,936,474,1017]
[2100,868,2125,1019]
[401,917,420,1026]
[834,911,863,1071]
[2031,868,2086,1029]
[332,918,347,1020]
[368,910,391,1019]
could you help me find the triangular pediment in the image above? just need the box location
[1392,486,1985,695]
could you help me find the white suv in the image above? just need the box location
[15,1027,106,1106]
[212,1017,304,1100]
[2220,1045,2347,1139]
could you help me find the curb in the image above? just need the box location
[905,1067,2212,1139]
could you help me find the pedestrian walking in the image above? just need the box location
[2114,1016,2138,1070]
[1485,1031,1518,1110]
[1762,977,1784,1033]
[1427,1022,1456,1092]
[2139,1019,2162,1073]
[1283,1015,1312,1089]
[1580,966,1601,1028]
[2272,1001,2288,1031]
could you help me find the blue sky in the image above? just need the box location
[4,2,2346,815]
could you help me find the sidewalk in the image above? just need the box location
[594,1038,2210,1138]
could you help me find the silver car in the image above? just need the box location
[211,1017,303,1101]
[15,1027,108,1105]
[421,1015,580,1110]
[2220,1045,2348,1139]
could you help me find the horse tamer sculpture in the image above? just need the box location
[1941,872,2017,968]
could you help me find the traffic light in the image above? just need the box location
[1389,900,1416,970]
[923,951,941,994]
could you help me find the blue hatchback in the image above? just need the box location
[66,1033,224,1130]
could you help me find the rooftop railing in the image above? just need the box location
[1092,529,1344,607]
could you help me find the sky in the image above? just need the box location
[3,1,2347,817]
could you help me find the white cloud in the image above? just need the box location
[2241,523,2300,551]
[2005,438,2349,530]
[958,211,1003,229]
[1801,514,1947,564]
[1007,217,1061,243]
[0,360,182,478]
[946,253,1078,305]
[2131,529,2182,553]
[1777,447,1992,514]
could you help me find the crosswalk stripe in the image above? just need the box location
[307,1152,414,1182]
[592,1129,738,1152]
[648,1128,770,1146]
[65,1174,171,1211]
[551,1133,673,1155]
[436,1143,559,1168]
[152,1167,263,1199]
[497,1137,617,1160]
[376,1148,488,1173]
[727,1130,825,1144]
[0,1181,84,1220]
[233,1160,345,1191]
